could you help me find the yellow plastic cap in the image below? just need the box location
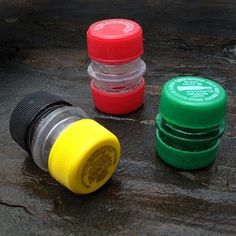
[48,119,121,194]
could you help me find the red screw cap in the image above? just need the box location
[87,19,143,64]
[91,78,145,115]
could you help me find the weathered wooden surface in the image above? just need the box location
[0,1,236,235]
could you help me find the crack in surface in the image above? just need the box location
[95,115,155,125]
[95,115,136,122]
[0,200,34,216]
[210,55,236,64]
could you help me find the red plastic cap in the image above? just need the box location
[91,78,145,115]
[87,19,143,64]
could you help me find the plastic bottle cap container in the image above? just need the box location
[155,76,227,170]
[87,19,146,114]
[10,91,121,194]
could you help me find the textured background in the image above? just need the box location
[0,1,235,235]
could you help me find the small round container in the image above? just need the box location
[9,91,121,194]
[155,76,227,170]
[87,19,146,115]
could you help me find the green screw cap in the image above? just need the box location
[159,76,227,129]
[155,76,227,170]
[156,130,219,170]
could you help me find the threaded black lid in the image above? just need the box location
[9,91,72,152]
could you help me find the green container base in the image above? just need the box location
[156,130,219,170]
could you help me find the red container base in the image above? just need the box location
[91,78,145,115]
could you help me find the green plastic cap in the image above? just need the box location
[159,76,227,129]
[156,130,219,170]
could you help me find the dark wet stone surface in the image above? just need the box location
[0,1,236,235]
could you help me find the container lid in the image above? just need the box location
[158,76,227,129]
[48,119,121,194]
[87,19,143,64]
[9,91,71,152]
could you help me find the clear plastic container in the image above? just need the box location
[31,106,87,171]
[88,58,146,92]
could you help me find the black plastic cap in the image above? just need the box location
[9,91,72,152]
